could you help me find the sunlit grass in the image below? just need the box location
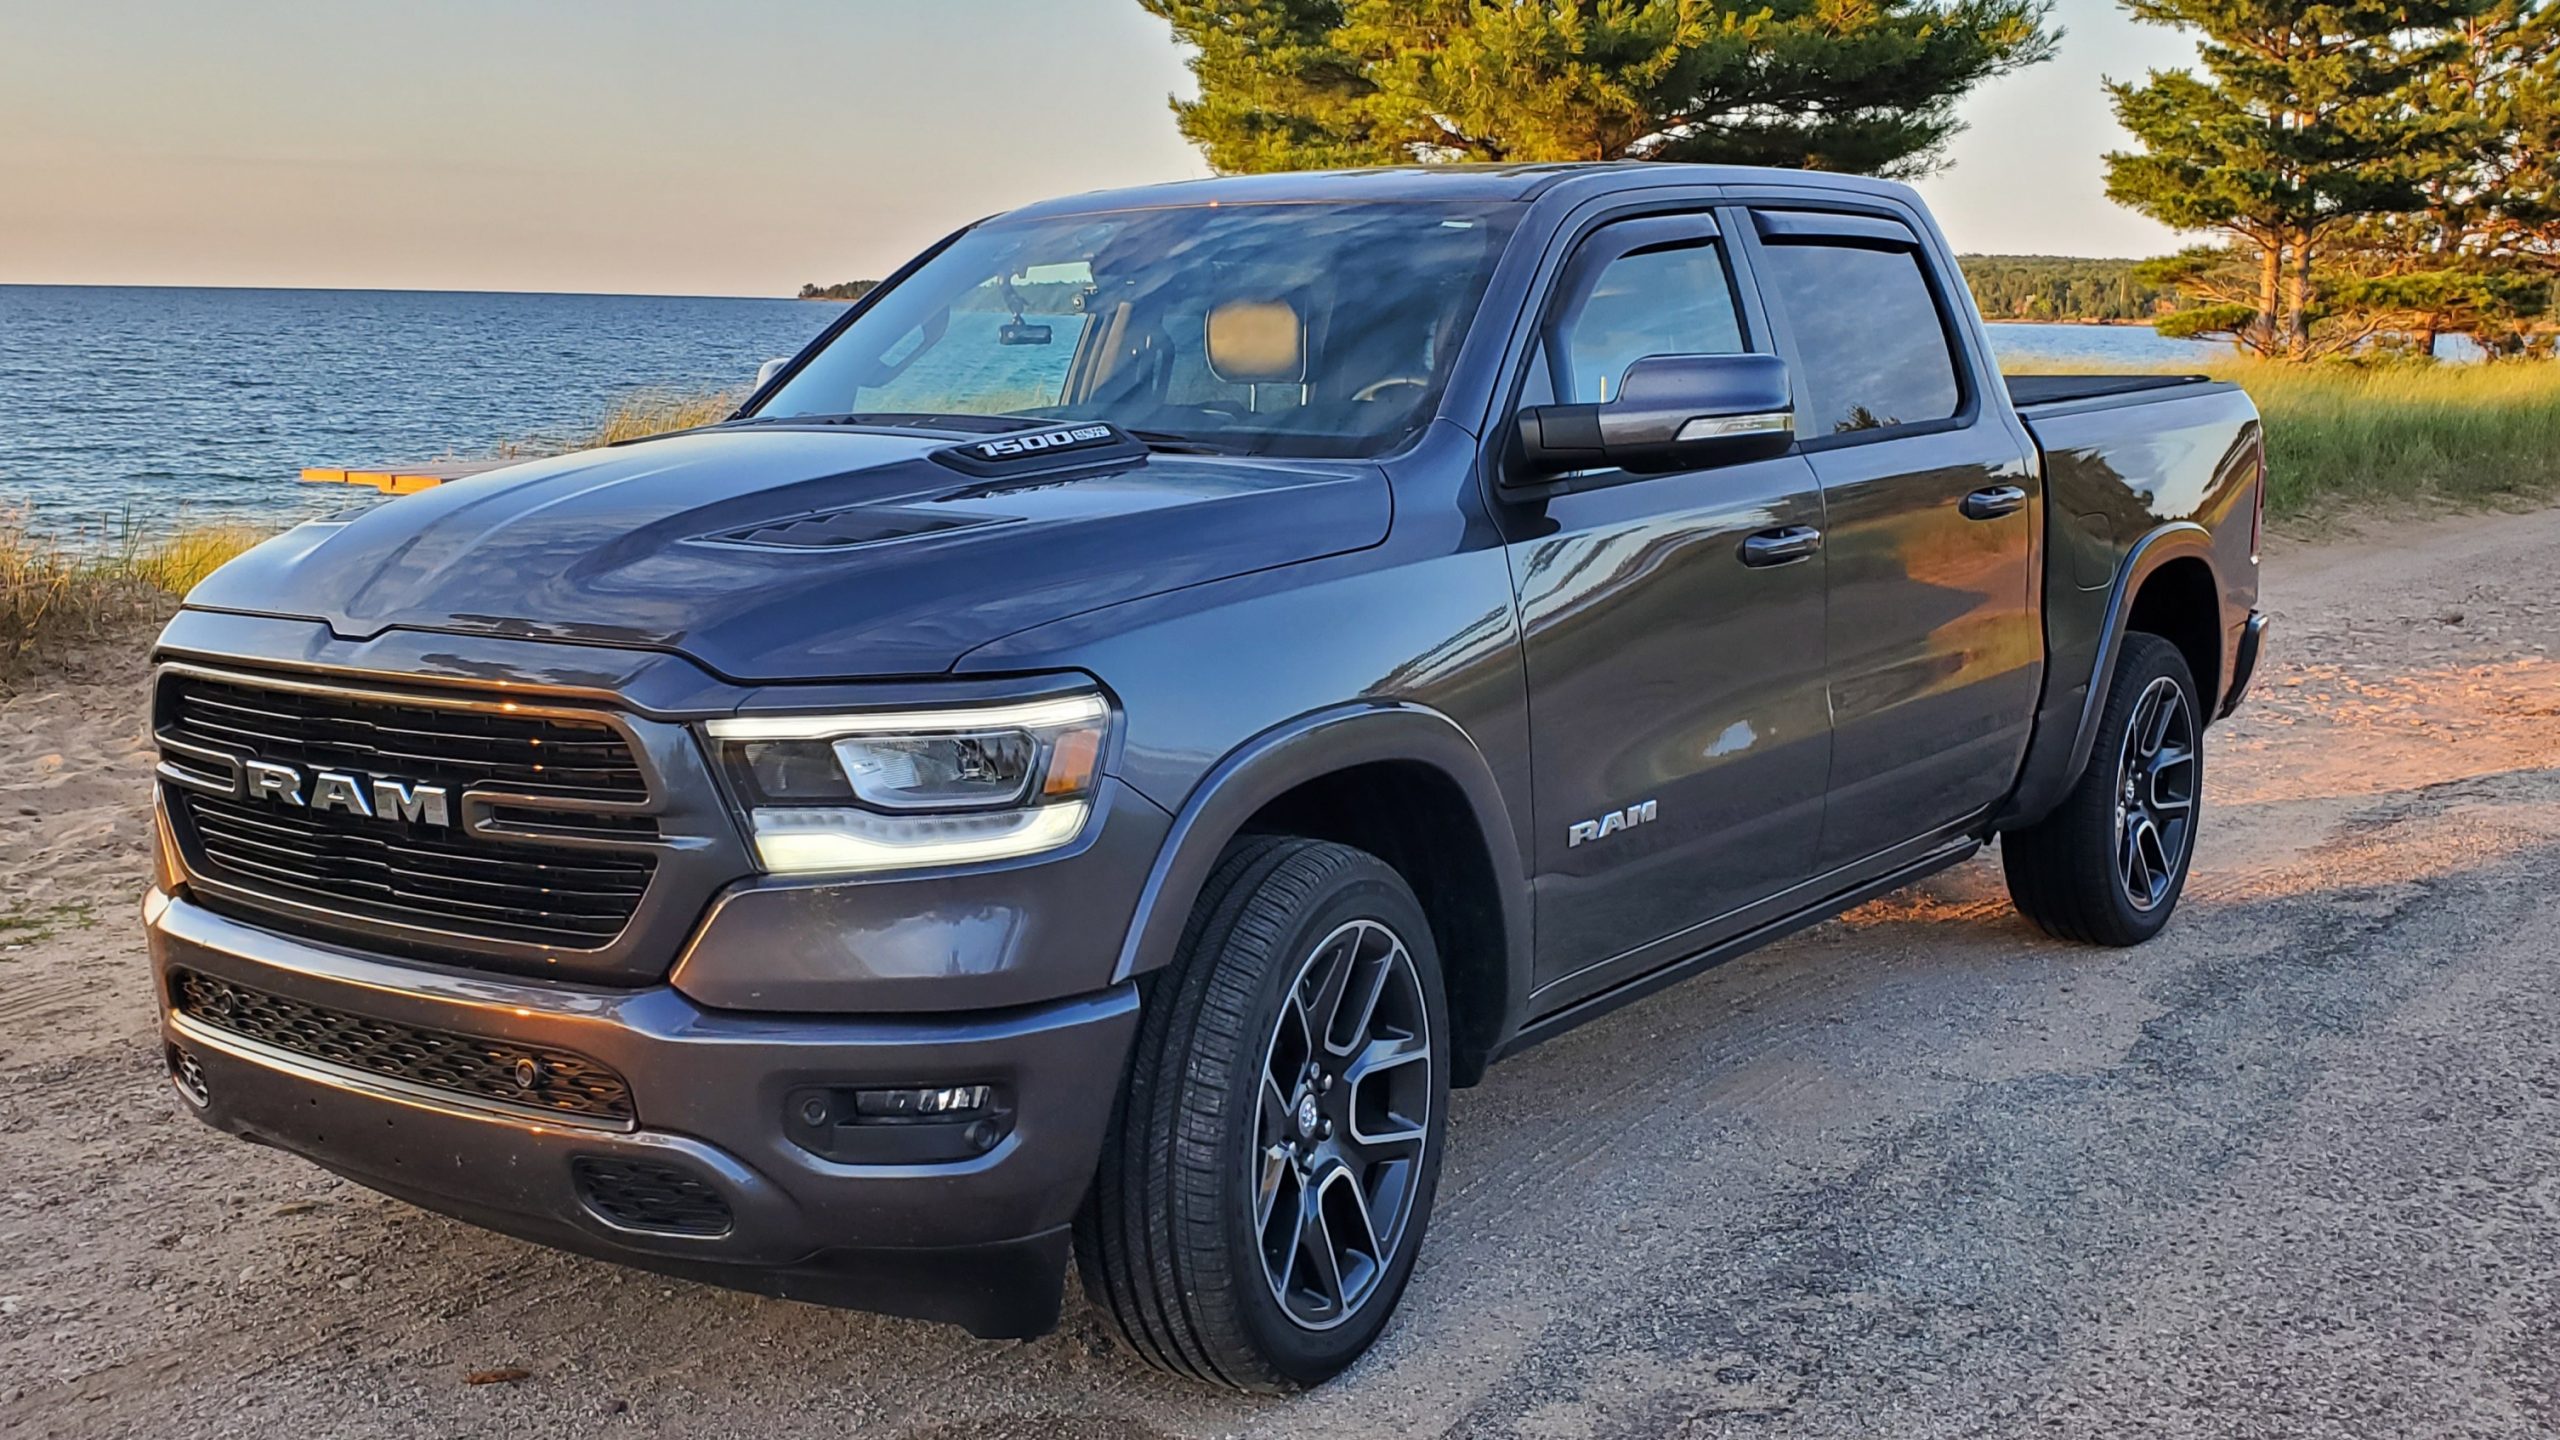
[0,510,269,684]
[495,388,743,457]
[2004,356,2560,521]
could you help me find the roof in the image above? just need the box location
[1001,162,1918,220]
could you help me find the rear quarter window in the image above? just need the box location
[1758,240,1961,437]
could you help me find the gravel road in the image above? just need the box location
[4,507,2557,1439]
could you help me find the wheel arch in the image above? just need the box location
[1996,522,2223,830]
[1112,704,1532,1088]
[2124,553,2223,715]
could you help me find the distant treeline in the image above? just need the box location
[796,278,1088,313]
[1957,255,2174,323]
[799,259,2170,324]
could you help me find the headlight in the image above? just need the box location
[704,693,1110,874]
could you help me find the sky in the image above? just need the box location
[0,0,2201,296]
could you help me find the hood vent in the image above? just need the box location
[706,505,1007,551]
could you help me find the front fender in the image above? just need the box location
[1111,702,1534,1083]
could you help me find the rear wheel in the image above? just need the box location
[1075,837,1449,1391]
[2003,632,2202,945]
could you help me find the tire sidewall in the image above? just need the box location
[1217,865,1451,1384]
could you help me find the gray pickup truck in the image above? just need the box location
[146,163,2265,1390]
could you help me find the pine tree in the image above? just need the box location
[2103,0,2490,359]
[1140,0,2058,180]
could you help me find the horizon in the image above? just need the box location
[0,246,2187,304]
[2,0,2198,297]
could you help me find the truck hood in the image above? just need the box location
[188,427,1391,682]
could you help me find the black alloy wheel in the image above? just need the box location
[2115,673,2197,912]
[1252,917,1434,1331]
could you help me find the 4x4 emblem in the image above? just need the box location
[241,759,453,827]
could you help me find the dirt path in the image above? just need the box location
[5,510,2559,1438]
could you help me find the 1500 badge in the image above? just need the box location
[974,424,1114,459]
[929,421,1146,477]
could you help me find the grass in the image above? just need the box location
[495,388,742,456]
[0,900,96,947]
[1,511,269,684]
[2006,356,2560,522]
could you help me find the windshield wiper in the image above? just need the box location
[720,412,1050,434]
[1121,428,1252,456]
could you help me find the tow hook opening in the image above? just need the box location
[167,1043,210,1108]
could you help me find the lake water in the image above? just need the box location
[0,286,2223,535]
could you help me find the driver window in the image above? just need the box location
[1530,237,1745,405]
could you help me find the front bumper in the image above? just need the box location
[148,888,1138,1338]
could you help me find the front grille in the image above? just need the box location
[163,672,647,801]
[155,669,659,953]
[572,1157,733,1236]
[171,969,635,1122]
[169,789,654,949]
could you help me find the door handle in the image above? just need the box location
[1961,484,2028,520]
[1739,525,1823,568]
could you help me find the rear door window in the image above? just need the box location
[1753,231,1961,437]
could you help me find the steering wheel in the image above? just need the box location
[1352,376,1430,403]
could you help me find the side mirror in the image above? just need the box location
[1511,353,1795,482]
[755,357,790,389]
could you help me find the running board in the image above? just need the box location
[1491,838,1983,1062]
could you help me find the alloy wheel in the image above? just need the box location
[1252,918,1433,1331]
[2115,675,2197,911]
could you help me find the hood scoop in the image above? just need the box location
[708,505,1010,551]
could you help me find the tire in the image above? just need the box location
[1075,836,1451,1391]
[2003,632,2203,946]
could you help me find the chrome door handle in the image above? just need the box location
[1739,526,1823,568]
[1961,484,2028,520]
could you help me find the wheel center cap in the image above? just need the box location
[1295,1092,1321,1138]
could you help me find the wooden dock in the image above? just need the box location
[299,460,508,495]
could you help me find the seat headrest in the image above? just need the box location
[1205,298,1305,383]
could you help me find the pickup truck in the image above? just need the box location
[145,163,2266,1391]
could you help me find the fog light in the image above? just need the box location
[854,1084,992,1120]
[784,1083,1011,1164]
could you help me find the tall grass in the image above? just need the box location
[495,388,742,457]
[2223,362,2560,519]
[0,512,267,685]
[2007,356,2560,522]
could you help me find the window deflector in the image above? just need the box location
[1541,214,1725,406]
[1751,210,1921,251]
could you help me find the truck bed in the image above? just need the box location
[2004,373,2212,411]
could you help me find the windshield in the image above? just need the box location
[754,201,1520,458]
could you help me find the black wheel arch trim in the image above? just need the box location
[1110,702,1533,1087]
[1994,521,2219,831]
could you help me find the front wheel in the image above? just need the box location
[1075,837,1450,1391]
[2003,632,2203,945]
